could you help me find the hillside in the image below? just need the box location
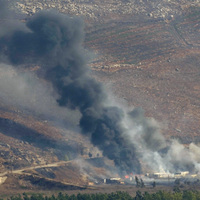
[14,0,200,142]
[0,0,199,194]
[86,7,200,143]
[15,0,200,22]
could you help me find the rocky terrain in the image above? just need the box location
[15,0,200,22]
[86,7,200,142]
[0,0,200,194]
[14,0,199,143]
[0,107,106,193]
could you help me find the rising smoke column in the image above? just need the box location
[2,1,200,175]
[0,3,141,174]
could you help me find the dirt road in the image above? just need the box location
[0,160,73,177]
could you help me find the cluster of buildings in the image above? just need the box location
[94,171,199,186]
[145,171,193,179]
[145,171,199,179]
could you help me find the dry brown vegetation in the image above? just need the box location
[87,8,200,143]
[0,1,200,195]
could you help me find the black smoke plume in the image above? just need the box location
[2,1,200,175]
[0,2,141,174]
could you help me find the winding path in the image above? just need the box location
[0,160,73,177]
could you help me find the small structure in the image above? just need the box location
[146,171,190,179]
[104,178,122,184]
[147,172,174,179]
[174,171,189,178]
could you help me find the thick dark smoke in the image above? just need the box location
[2,1,200,175]
[0,1,141,174]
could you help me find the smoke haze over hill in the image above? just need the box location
[0,0,200,175]
[0,0,141,174]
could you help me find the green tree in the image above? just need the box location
[10,195,23,200]
[172,192,183,200]
[30,194,44,200]
[182,190,197,200]
[173,186,181,193]
[143,192,153,200]
[69,194,77,200]
[57,192,67,200]
[134,190,143,200]
[23,193,30,200]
